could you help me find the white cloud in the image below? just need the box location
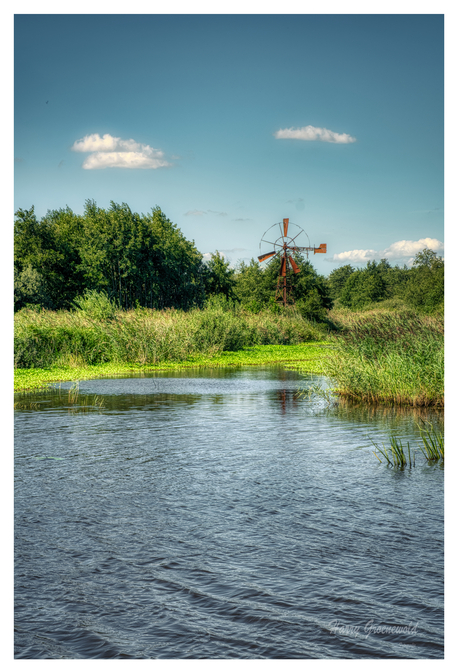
[332,238,444,263]
[333,248,377,263]
[381,238,444,258]
[274,125,356,144]
[71,133,170,169]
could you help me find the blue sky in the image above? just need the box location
[14,13,444,271]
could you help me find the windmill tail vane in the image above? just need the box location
[257,218,327,307]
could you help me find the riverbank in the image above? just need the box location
[14,304,444,407]
[322,309,444,408]
[14,342,330,392]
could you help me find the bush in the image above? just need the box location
[72,289,117,321]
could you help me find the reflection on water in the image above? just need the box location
[15,367,443,659]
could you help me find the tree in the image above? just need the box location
[203,252,237,299]
[340,261,388,309]
[14,265,53,311]
[234,259,274,308]
[14,201,207,311]
[404,249,444,312]
[327,264,355,303]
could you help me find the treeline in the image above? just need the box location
[14,201,206,311]
[326,253,444,313]
[14,201,444,315]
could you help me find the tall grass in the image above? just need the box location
[416,419,444,461]
[371,420,444,468]
[323,309,443,407]
[14,301,327,370]
[371,436,416,468]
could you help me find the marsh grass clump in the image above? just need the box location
[323,310,443,407]
[416,419,444,462]
[371,436,415,468]
[371,419,444,468]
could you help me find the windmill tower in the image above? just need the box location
[258,218,327,307]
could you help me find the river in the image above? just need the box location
[14,367,444,658]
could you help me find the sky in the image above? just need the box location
[14,12,444,272]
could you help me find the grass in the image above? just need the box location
[416,419,444,461]
[14,303,444,409]
[319,309,444,407]
[371,436,416,468]
[371,419,444,468]
[15,302,327,369]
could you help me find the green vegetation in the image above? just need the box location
[320,309,443,407]
[14,343,328,392]
[371,436,416,468]
[14,202,206,311]
[417,419,444,461]
[328,252,443,314]
[371,420,444,468]
[14,200,443,405]
[14,294,329,391]
[234,254,332,321]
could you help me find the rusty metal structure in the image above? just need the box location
[258,218,327,307]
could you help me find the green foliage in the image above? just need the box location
[327,264,355,301]
[203,252,237,299]
[14,343,329,392]
[14,265,53,311]
[371,436,415,468]
[416,419,444,461]
[404,249,444,313]
[14,201,206,312]
[234,254,332,317]
[340,261,388,309]
[234,259,275,307]
[72,289,117,321]
[296,289,327,322]
[371,421,444,467]
[329,250,442,314]
[77,201,206,310]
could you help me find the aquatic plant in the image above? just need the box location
[14,343,328,392]
[416,419,444,462]
[68,381,79,403]
[371,436,415,468]
[371,420,444,468]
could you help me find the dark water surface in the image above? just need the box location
[14,368,444,658]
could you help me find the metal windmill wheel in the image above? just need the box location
[258,218,327,307]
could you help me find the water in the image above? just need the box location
[14,368,444,658]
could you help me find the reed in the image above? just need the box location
[371,436,415,468]
[416,419,444,462]
[14,303,327,370]
[323,309,443,407]
[371,420,443,468]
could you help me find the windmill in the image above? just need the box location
[258,218,327,307]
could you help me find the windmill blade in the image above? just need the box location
[280,255,287,276]
[258,250,277,262]
[288,256,301,274]
[283,218,289,237]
